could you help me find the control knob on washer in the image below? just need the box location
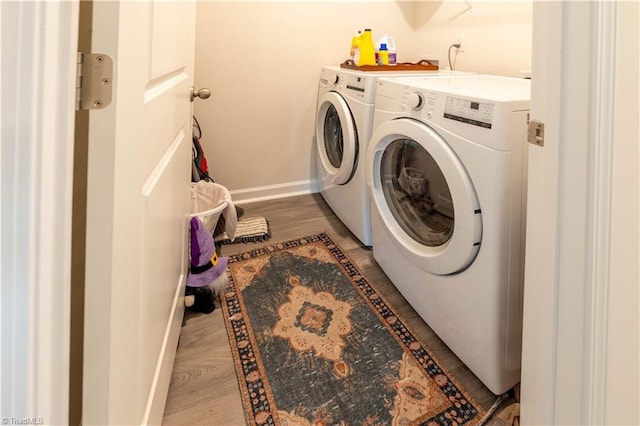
[407,92,424,110]
[329,74,339,85]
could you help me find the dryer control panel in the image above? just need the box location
[444,96,494,129]
[345,75,366,93]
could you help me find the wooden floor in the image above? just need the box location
[162,193,500,425]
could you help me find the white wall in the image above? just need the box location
[194,1,532,202]
[412,1,532,77]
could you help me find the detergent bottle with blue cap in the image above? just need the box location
[376,33,397,65]
[377,43,389,65]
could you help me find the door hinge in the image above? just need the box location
[76,52,113,111]
[528,120,545,147]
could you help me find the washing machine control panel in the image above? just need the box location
[402,89,495,128]
[401,90,440,118]
[406,92,423,110]
[444,96,494,129]
[345,76,366,93]
[423,92,439,118]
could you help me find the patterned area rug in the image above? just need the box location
[221,232,488,425]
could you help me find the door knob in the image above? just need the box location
[191,87,211,101]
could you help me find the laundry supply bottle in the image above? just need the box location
[350,30,362,62]
[355,29,376,66]
[377,43,389,65]
[376,33,397,65]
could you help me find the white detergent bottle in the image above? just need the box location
[376,33,397,65]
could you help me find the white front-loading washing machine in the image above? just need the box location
[366,75,531,394]
[315,66,472,246]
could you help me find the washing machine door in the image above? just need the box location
[316,91,358,185]
[369,118,482,275]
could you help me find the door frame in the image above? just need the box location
[0,1,78,424]
[521,1,638,424]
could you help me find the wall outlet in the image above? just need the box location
[454,33,465,52]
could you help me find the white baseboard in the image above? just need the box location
[231,179,319,205]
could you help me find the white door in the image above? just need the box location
[368,119,482,275]
[83,2,196,424]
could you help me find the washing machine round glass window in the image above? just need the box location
[323,105,344,168]
[380,138,454,246]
